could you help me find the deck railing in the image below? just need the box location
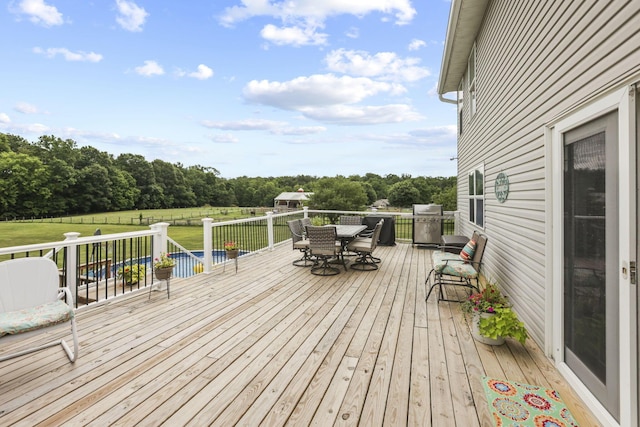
[0,209,459,307]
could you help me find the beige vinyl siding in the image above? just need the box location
[456,0,640,345]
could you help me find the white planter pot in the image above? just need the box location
[471,312,505,346]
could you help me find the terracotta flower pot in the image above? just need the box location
[471,312,505,345]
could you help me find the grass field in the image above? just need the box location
[0,207,261,249]
[11,207,268,226]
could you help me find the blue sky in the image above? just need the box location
[0,0,457,179]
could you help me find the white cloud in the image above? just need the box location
[324,49,430,82]
[260,23,327,47]
[363,125,456,144]
[188,64,214,80]
[134,60,164,77]
[242,73,419,125]
[408,39,426,51]
[271,126,326,135]
[0,121,50,134]
[11,0,64,27]
[201,119,325,135]
[220,0,415,46]
[243,74,405,110]
[0,113,10,123]
[33,47,103,62]
[14,102,38,114]
[345,27,359,39]
[201,119,287,131]
[220,0,416,27]
[209,133,239,144]
[302,104,423,125]
[115,0,148,32]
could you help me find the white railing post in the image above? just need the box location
[202,218,213,274]
[266,211,274,250]
[150,222,170,290]
[63,232,81,304]
[303,206,309,219]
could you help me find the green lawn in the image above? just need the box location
[0,207,256,249]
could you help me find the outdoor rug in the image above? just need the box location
[482,376,579,426]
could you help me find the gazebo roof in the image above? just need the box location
[274,192,313,201]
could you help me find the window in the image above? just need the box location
[467,43,477,118]
[468,165,484,227]
[457,79,464,134]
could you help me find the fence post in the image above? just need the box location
[202,218,213,274]
[150,222,170,290]
[63,232,81,305]
[266,211,274,250]
[303,206,309,219]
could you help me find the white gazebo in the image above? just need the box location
[274,188,313,210]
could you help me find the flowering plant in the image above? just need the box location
[117,263,145,285]
[460,282,508,315]
[224,241,240,251]
[461,282,528,344]
[154,252,176,269]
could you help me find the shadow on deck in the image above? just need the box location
[0,243,598,426]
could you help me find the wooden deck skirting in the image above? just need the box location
[0,243,600,426]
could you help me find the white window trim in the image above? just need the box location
[467,42,477,118]
[458,79,464,134]
[468,163,484,228]
[546,85,636,427]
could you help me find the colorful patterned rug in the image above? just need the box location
[482,377,579,426]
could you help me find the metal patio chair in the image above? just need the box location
[346,219,384,271]
[287,219,313,267]
[425,232,488,302]
[306,226,346,276]
[339,215,363,225]
[0,257,79,363]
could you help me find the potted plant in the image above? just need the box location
[460,282,528,345]
[224,241,240,259]
[154,252,176,280]
[117,263,146,286]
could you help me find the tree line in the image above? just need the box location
[0,133,456,218]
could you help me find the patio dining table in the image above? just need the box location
[326,224,367,260]
[331,224,367,240]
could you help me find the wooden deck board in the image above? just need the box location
[0,243,601,426]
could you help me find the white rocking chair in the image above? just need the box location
[0,257,79,363]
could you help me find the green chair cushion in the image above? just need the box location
[0,300,74,337]
[432,251,478,279]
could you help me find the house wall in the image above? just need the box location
[456,0,640,345]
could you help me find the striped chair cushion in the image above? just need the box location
[432,251,478,279]
[459,239,476,262]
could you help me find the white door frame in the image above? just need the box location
[547,85,637,427]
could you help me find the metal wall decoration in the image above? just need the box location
[495,172,509,203]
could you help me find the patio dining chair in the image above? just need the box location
[346,219,384,271]
[425,232,488,302]
[339,215,363,225]
[287,219,313,267]
[306,226,346,276]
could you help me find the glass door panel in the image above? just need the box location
[563,111,619,421]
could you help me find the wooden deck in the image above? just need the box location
[0,243,600,426]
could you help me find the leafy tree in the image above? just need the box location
[387,180,421,208]
[308,177,368,211]
[433,186,457,211]
[115,153,160,209]
[0,152,51,217]
[360,182,377,205]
